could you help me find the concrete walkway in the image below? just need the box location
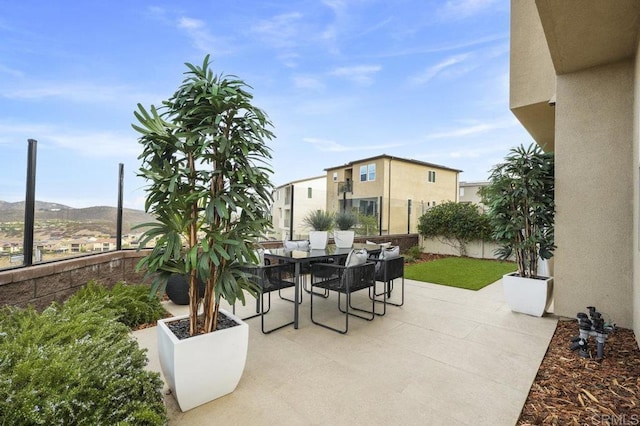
[133,278,558,426]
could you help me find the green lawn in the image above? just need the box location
[404,256,517,291]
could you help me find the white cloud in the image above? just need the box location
[1,80,161,108]
[410,54,470,86]
[438,0,501,20]
[0,64,23,78]
[293,75,325,91]
[329,65,381,86]
[303,137,402,153]
[425,118,518,140]
[0,122,138,158]
[177,16,229,55]
[252,12,304,49]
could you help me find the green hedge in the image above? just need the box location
[0,282,167,425]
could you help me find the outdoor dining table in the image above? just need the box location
[265,243,382,329]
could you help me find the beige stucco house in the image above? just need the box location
[510,0,640,341]
[325,155,460,235]
[271,175,327,241]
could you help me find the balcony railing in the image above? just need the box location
[338,181,353,194]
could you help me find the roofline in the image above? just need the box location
[273,175,326,190]
[324,154,462,173]
[459,181,490,186]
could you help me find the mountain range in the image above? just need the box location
[0,200,154,232]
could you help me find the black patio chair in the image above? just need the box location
[236,260,296,334]
[310,252,376,334]
[368,254,405,315]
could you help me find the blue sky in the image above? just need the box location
[0,0,532,210]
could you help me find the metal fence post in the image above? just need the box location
[116,163,124,250]
[23,139,37,266]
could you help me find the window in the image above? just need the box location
[459,187,465,197]
[285,186,291,205]
[333,172,338,181]
[428,171,436,183]
[358,199,378,216]
[284,209,291,227]
[360,163,376,182]
[307,187,312,198]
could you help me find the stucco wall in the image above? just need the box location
[421,237,505,260]
[555,60,634,328]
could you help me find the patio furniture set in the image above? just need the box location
[238,242,405,334]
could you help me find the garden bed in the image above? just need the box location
[517,319,640,424]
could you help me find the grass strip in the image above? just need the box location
[404,256,516,290]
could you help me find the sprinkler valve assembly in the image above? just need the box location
[569,306,615,359]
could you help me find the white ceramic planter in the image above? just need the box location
[157,309,249,411]
[502,273,553,317]
[333,230,355,248]
[308,230,328,250]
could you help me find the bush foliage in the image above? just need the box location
[417,201,492,257]
[65,280,166,328]
[0,284,167,425]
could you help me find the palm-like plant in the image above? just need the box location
[133,55,275,336]
[481,143,555,278]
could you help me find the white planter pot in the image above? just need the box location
[502,273,553,317]
[333,230,355,248]
[157,309,249,411]
[308,230,329,250]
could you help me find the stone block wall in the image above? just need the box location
[0,250,150,311]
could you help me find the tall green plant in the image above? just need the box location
[133,55,274,335]
[481,144,554,278]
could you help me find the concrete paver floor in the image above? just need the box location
[133,278,558,426]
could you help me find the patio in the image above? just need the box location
[133,277,558,425]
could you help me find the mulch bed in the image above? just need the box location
[517,319,640,425]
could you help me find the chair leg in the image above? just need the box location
[310,284,349,334]
[259,290,296,334]
[367,282,387,316]
[385,277,404,307]
[341,291,377,320]
[303,273,329,298]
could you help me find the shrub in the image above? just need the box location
[334,211,357,230]
[403,245,423,263]
[354,213,379,236]
[65,280,166,328]
[0,299,167,424]
[303,210,334,231]
[417,201,491,256]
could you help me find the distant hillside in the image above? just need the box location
[0,200,155,233]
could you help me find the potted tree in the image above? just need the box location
[133,55,274,411]
[333,211,357,248]
[482,143,555,317]
[303,210,334,250]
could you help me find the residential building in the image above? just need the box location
[510,0,640,339]
[459,181,489,210]
[325,154,460,235]
[271,175,327,241]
